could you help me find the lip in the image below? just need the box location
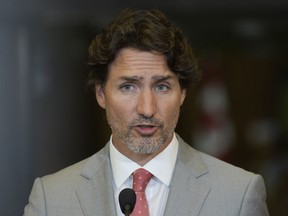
[134,125,159,136]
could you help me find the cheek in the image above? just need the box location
[106,98,135,122]
[159,98,181,122]
[169,106,181,120]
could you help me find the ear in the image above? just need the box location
[95,84,106,109]
[180,89,186,106]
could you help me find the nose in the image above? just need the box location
[136,89,157,118]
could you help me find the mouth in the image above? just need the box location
[134,124,159,136]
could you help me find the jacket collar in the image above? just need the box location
[75,144,117,216]
[164,134,210,216]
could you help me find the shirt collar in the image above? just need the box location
[110,133,179,188]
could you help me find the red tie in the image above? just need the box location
[131,168,153,216]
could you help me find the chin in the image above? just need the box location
[127,137,166,154]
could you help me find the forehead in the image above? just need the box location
[107,48,176,80]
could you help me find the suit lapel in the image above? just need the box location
[164,135,211,216]
[75,145,117,216]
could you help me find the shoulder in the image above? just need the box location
[41,158,87,187]
[24,145,111,215]
[177,134,256,180]
[200,151,255,180]
[176,135,269,214]
[177,134,264,191]
[40,144,109,188]
[199,152,269,215]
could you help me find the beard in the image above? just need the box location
[107,114,178,154]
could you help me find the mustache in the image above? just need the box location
[129,115,163,127]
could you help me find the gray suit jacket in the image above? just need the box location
[24,135,269,216]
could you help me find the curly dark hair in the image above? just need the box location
[87,8,200,90]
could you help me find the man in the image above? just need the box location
[24,9,269,216]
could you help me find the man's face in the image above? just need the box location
[96,47,186,159]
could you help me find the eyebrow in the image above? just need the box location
[119,75,173,82]
[119,75,143,82]
[152,75,173,82]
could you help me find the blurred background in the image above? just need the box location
[0,0,287,215]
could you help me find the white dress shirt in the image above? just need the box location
[110,133,179,216]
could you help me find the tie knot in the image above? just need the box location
[133,168,153,192]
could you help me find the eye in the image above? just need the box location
[120,83,135,92]
[155,84,169,92]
